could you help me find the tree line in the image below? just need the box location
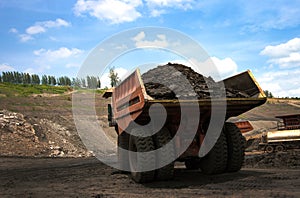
[0,67,121,89]
[0,71,101,89]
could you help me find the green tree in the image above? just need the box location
[23,73,31,84]
[57,76,71,86]
[47,76,51,85]
[31,74,40,85]
[264,90,274,98]
[65,76,71,86]
[42,75,48,85]
[109,67,120,87]
[57,76,65,85]
[87,76,98,89]
[14,71,22,84]
[81,78,86,88]
[50,76,56,85]
[72,77,81,88]
[97,77,101,88]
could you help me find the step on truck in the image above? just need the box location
[103,69,266,183]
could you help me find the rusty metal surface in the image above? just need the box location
[111,69,266,135]
[235,120,254,133]
[276,114,300,130]
[112,69,148,134]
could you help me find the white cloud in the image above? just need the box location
[23,68,38,75]
[11,18,70,42]
[74,0,142,24]
[49,36,58,41]
[31,47,85,74]
[161,56,238,81]
[26,18,70,35]
[100,67,128,88]
[9,28,18,33]
[132,31,169,48]
[260,38,300,68]
[0,63,16,72]
[26,25,46,35]
[9,28,34,42]
[66,63,81,68]
[210,57,238,78]
[150,9,166,17]
[241,2,300,32]
[257,69,300,97]
[261,38,300,57]
[115,44,128,50]
[19,34,34,42]
[34,47,84,61]
[184,57,238,81]
[146,0,194,10]
[145,0,195,16]
[43,18,70,28]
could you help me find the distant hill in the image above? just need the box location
[236,98,300,121]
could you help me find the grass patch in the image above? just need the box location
[0,83,72,97]
[74,88,107,94]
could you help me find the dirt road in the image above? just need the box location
[1,94,300,197]
[1,157,299,198]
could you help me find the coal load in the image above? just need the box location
[141,62,249,100]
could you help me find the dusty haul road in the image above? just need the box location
[1,157,299,198]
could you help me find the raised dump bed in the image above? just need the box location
[104,67,266,183]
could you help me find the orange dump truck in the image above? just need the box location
[104,69,266,183]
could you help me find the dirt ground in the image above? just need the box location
[0,157,299,198]
[1,94,300,197]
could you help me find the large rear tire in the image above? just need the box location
[154,127,175,181]
[129,128,155,183]
[200,131,228,174]
[224,122,246,172]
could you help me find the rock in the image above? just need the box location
[58,151,65,157]
[50,149,61,156]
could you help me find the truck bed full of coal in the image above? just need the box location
[141,63,249,100]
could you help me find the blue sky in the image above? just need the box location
[0,0,300,97]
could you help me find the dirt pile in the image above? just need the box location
[141,63,249,99]
[0,109,92,157]
[0,109,48,156]
[244,150,300,169]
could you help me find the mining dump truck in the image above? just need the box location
[259,114,300,153]
[104,67,266,183]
